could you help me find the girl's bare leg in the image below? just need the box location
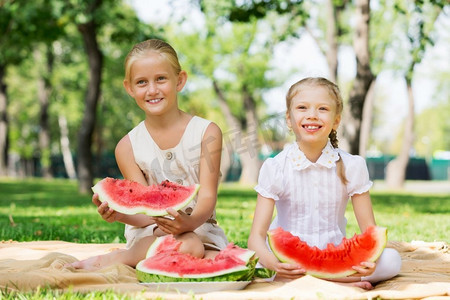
[204,249,219,259]
[68,232,206,270]
[69,235,157,270]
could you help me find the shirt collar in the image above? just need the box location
[288,141,340,170]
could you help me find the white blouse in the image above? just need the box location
[124,116,228,250]
[255,141,372,249]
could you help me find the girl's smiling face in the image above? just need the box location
[123,51,186,116]
[286,85,341,150]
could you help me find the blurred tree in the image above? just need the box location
[204,0,375,156]
[57,0,156,192]
[340,0,375,155]
[173,0,306,184]
[385,0,445,189]
[0,0,56,176]
[3,0,157,185]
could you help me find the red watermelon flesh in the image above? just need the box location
[267,226,387,278]
[92,177,199,216]
[136,235,256,282]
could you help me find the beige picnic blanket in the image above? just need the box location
[0,240,449,299]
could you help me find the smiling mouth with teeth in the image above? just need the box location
[303,125,321,130]
[147,98,162,104]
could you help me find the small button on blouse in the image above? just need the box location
[165,151,173,160]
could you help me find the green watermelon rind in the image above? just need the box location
[253,267,276,279]
[136,259,257,282]
[92,178,200,217]
[136,235,259,283]
[268,226,387,279]
[136,268,251,282]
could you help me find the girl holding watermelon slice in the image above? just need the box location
[248,77,402,289]
[69,39,228,270]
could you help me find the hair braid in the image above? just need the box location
[329,129,339,148]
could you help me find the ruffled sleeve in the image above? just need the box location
[340,151,373,196]
[254,158,285,201]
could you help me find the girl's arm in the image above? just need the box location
[248,194,305,279]
[155,122,222,234]
[349,191,377,277]
[351,191,376,232]
[94,135,155,227]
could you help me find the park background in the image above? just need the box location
[0,0,449,191]
[0,1,449,298]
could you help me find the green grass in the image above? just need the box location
[0,178,449,245]
[0,178,448,299]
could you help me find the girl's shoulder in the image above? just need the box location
[127,120,146,137]
[185,116,216,141]
[262,143,295,169]
[190,115,211,127]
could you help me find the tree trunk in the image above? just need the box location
[77,17,103,193]
[212,80,261,185]
[385,76,415,189]
[0,63,8,176]
[341,0,374,154]
[35,47,54,178]
[58,115,77,179]
[325,0,339,82]
[239,84,260,185]
[212,80,240,182]
[359,78,376,157]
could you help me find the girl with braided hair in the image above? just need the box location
[248,77,401,289]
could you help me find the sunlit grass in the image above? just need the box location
[0,178,448,298]
[1,178,448,245]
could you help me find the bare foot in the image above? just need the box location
[65,256,104,271]
[337,280,374,290]
[66,251,124,271]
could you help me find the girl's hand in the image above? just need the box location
[92,193,124,223]
[153,208,192,235]
[271,262,306,279]
[350,261,376,277]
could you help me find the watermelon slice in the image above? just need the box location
[267,226,387,278]
[136,235,257,282]
[92,177,199,216]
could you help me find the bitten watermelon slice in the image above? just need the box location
[136,235,257,282]
[92,177,199,216]
[268,226,387,279]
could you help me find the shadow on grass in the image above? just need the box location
[371,193,449,214]
[0,213,125,243]
[0,180,91,208]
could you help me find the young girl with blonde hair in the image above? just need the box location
[70,39,228,270]
[248,77,401,289]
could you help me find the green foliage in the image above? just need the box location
[3,0,162,173]
[224,0,307,23]
[0,0,64,64]
[415,100,450,156]
[388,0,444,79]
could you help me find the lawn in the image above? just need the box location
[0,178,448,299]
[0,178,448,245]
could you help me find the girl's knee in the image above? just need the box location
[380,248,402,278]
[176,232,205,258]
[362,248,402,283]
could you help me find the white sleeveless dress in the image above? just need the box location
[124,116,228,250]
